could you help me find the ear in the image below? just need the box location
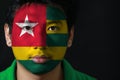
[67,26,74,47]
[4,23,12,47]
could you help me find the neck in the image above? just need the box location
[16,61,63,80]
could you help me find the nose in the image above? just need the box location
[32,24,47,46]
[30,47,48,58]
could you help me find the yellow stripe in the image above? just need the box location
[12,47,67,60]
[46,20,68,34]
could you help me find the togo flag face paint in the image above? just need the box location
[12,3,68,74]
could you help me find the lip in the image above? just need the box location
[32,56,49,64]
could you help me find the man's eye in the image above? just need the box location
[48,26,58,31]
[24,26,31,30]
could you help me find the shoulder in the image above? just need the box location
[0,66,11,79]
[63,59,97,80]
[0,60,16,80]
[74,70,96,80]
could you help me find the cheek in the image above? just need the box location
[12,47,31,60]
[46,34,68,60]
[46,34,68,46]
[46,47,67,60]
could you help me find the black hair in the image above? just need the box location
[5,0,77,33]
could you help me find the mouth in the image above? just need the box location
[31,55,49,64]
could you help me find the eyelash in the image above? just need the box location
[47,26,59,31]
[23,26,59,31]
[23,26,32,30]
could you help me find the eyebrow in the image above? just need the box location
[47,20,62,24]
[16,19,38,23]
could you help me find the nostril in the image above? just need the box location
[34,47,46,50]
[40,47,46,50]
[34,47,37,49]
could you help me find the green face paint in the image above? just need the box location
[19,60,61,74]
[47,5,66,20]
[12,3,68,74]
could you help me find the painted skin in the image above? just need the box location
[11,3,68,74]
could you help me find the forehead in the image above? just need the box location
[14,3,66,21]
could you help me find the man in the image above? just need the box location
[0,0,96,80]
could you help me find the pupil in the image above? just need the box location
[51,26,55,30]
[25,26,31,30]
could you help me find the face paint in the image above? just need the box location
[12,3,68,74]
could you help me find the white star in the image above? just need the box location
[16,15,38,37]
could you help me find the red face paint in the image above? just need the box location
[12,3,47,46]
[12,3,68,61]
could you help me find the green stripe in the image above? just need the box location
[47,34,68,46]
[19,60,61,74]
[47,5,66,20]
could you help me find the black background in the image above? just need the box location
[0,0,118,80]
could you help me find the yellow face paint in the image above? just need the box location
[46,20,68,34]
[11,3,69,74]
[12,19,68,60]
[12,47,67,60]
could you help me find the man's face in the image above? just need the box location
[11,3,68,74]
